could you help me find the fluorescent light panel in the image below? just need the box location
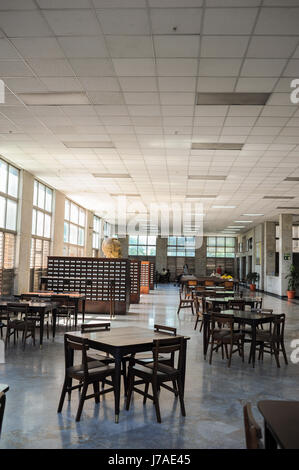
[191,143,243,151]
[212,205,236,209]
[276,206,299,210]
[110,193,140,197]
[188,175,226,181]
[242,213,264,216]
[263,196,294,200]
[18,92,89,105]
[234,220,252,223]
[92,173,131,178]
[185,195,216,199]
[64,141,114,148]
[196,92,270,106]
[284,177,299,181]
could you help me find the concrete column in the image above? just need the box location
[52,190,65,256]
[279,214,293,296]
[14,171,34,294]
[264,221,276,276]
[195,236,207,276]
[156,237,167,272]
[118,235,129,258]
[85,210,93,257]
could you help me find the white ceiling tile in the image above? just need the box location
[267,93,294,105]
[11,37,65,59]
[255,116,289,126]
[112,58,155,76]
[150,8,202,34]
[162,106,194,116]
[247,36,298,58]
[106,36,153,58]
[160,93,195,105]
[127,105,161,116]
[41,77,83,92]
[96,9,150,35]
[203,8,258,35]
[261,106,295,117]
[197,77,236,92]
[95,105,129,116]
[3,77,48,93]
[87,91,124,105]
[156,59,198,76]
[241,59,286,77]
[58,36,108,58]
[0,11,53,37]
[0,60,34,77]
[236,77,278,92]
[158,76,196,92]
[43,10,101,36]
[123,92,159,105]
[153,35,199,58]
[201,35,249,58]
[195,105,228,116]
[0,39,21,59]
[255,8,299,35]
[119,77,157,92]
[27,58,75,77]
[283,60,299,77]
[37,0,91,7]
[69,58,115,76]
[198,59,242,76]
[93,0,146,6]
[80,77,120,91]
[225,116,257,126]
[149,0,202,6]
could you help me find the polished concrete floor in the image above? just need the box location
[1,284,299,449]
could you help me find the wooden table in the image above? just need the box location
[68,326,190,423]
[205,296,257,310]
[0,384,9,393]
[202,309,276,368]
[21,292,86,327]
[0,300,57,347]
[258,400,299,449]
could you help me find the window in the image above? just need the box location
[207,237,235,258]
[0,158,19,232]
[64,199,86,256]
[167,237,195,257]
[104,221,111,238]
[92,215,102,257]
[32,180,53,239]
[129,236,156,256]
[0,231,16,295]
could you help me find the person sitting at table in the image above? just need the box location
[216,265,222,276]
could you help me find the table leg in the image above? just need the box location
[250,322,256,368]
[203,317,209,359]
[114,352,122,423]
[39,312,44,348]
[181,339,187,397]
[82,299,85,323]
[264,422,278,449]
[52,309,57,339]
[74,299,78,327]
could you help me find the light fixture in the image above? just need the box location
[18,92,89,105]
[92,173,131,178]
[263,196,294,200]
[234,220,252,223]
[64,141,115,148]
[191,143,243,151]
[277,206,299,210]
[284,177,299,181]
[227,226,245,228]
[188,175,227,181]
[212,205,236,209]
[185,195,217,199]
[196,92,270,106]
[242,213,264,217]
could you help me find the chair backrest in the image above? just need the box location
[154,324,177,335]
[152,336,184,373]
[0,392,6,437]
[272,313,286,339]
[243,403,263,449]
[228,300,245,311]
[224,281,233,288]
[81,322,110,333]
[254,297,263,309]
[205,280,215,287]
[194,296,205,314]
[256,308,273,315]
[64,334,90,378]
[187,280,197,287]
[210,313,234,335]
[6,303,29,316]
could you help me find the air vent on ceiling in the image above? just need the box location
[18,92,89,105]
[92,173,131,179]
[284,177,299,181]
[191,143,243,151]
[263,196,294,200]
[188,175,226,181]
[64,141,115,148]
[196,92,271,106]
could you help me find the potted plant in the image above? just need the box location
[285,264,299,300]
[246,272,259,291]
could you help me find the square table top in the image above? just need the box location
[258,400,299,449]
[67,326,190,348]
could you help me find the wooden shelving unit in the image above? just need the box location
[140,261,150,294]
[149,261,155,290]
[46,256,130,315]
[129,259,141,304]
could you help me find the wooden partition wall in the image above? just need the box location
[140,261,150,294]
[45,256,130,315]
[129,259,141,303]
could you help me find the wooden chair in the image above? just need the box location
[243,403,263,449]
[5,303,36,350]
[126,336,186,423]
[0,392,6,437]
[194,296,205,331]
[52,296,74,326]
[205,280,215,287]
[251,314,288,368]
[224,281,234,289]
[254,297,263,310]
[57,334,116,422]
[209,314,244,367]
[227,300,245,311]
[177,289,194,315]
[81,322,128,393]
[135,324,177,365]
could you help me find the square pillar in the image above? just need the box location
[195,236,206,276]
[156,237,167,273]
[52,190,65,256]
[279,214,293,296]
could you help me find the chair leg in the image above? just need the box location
[93,382,100,404]
[152,381,161,423]
[76,382,88,422]
[126,372,134,411]
[194,316,199,330]
[143,382,149,404]
[209,339,214,365]
[122,359,127,396]
[281,341,288,365]
[57,379,68,413]
[199,320,203,332]
[177,378,186,417]
[228,343,233,368]
[272,341,280,368]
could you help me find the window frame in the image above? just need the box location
[167,236,195,257]
[128,235,157,257]
[0,158,19,233]
[64,198,86,254]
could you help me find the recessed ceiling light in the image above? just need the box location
[110,193,140,197]
[185,195,217,199]
[234,220,252,223]
[64,141,115,148]
[188,175,226,181]
[212,205,236,209]
[196,92,270,106]
[18,92,89,105]
[284,177,299,181]
[92,173,131,179]
[242,213,264,217]
[276,206,299,210]
[191,143,243,151]
[227,226,245,228]
[263,196,294,200]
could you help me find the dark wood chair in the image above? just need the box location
[227,300,245,311]
[253,297,263,310]
[243,403,263,449]
[251,314,288,368]
[5,303,36,350]
[57,333,116,422]
[126,336,186,423]
[194,296,205,331]
[52,296,74,326]
[0,392,6,437]
[134,324,177,365]
[209,314,244,367]
[177,289,194,315]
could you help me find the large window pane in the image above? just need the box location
[0,160,7,193]
[70,223,78,245]
[33,181,38,206]
[7,166,18,198]
[44,214,51,238]
[207,237,216,246]
[147,246,156,256]
[79,208,85,227]
[65,200,70,220]
[129,236,138,245]
[45,187,52,212]
[36,210,44,236]
[78,227,84,246]
[64,222,69,243]
[0,196,5,228]
[129,246,137,256]
[38,183,45,209]
[138,245,146,256]
[138,236,147,246]
[70,203,78,224]
[6,199,17,231]
[32,208,36,235]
